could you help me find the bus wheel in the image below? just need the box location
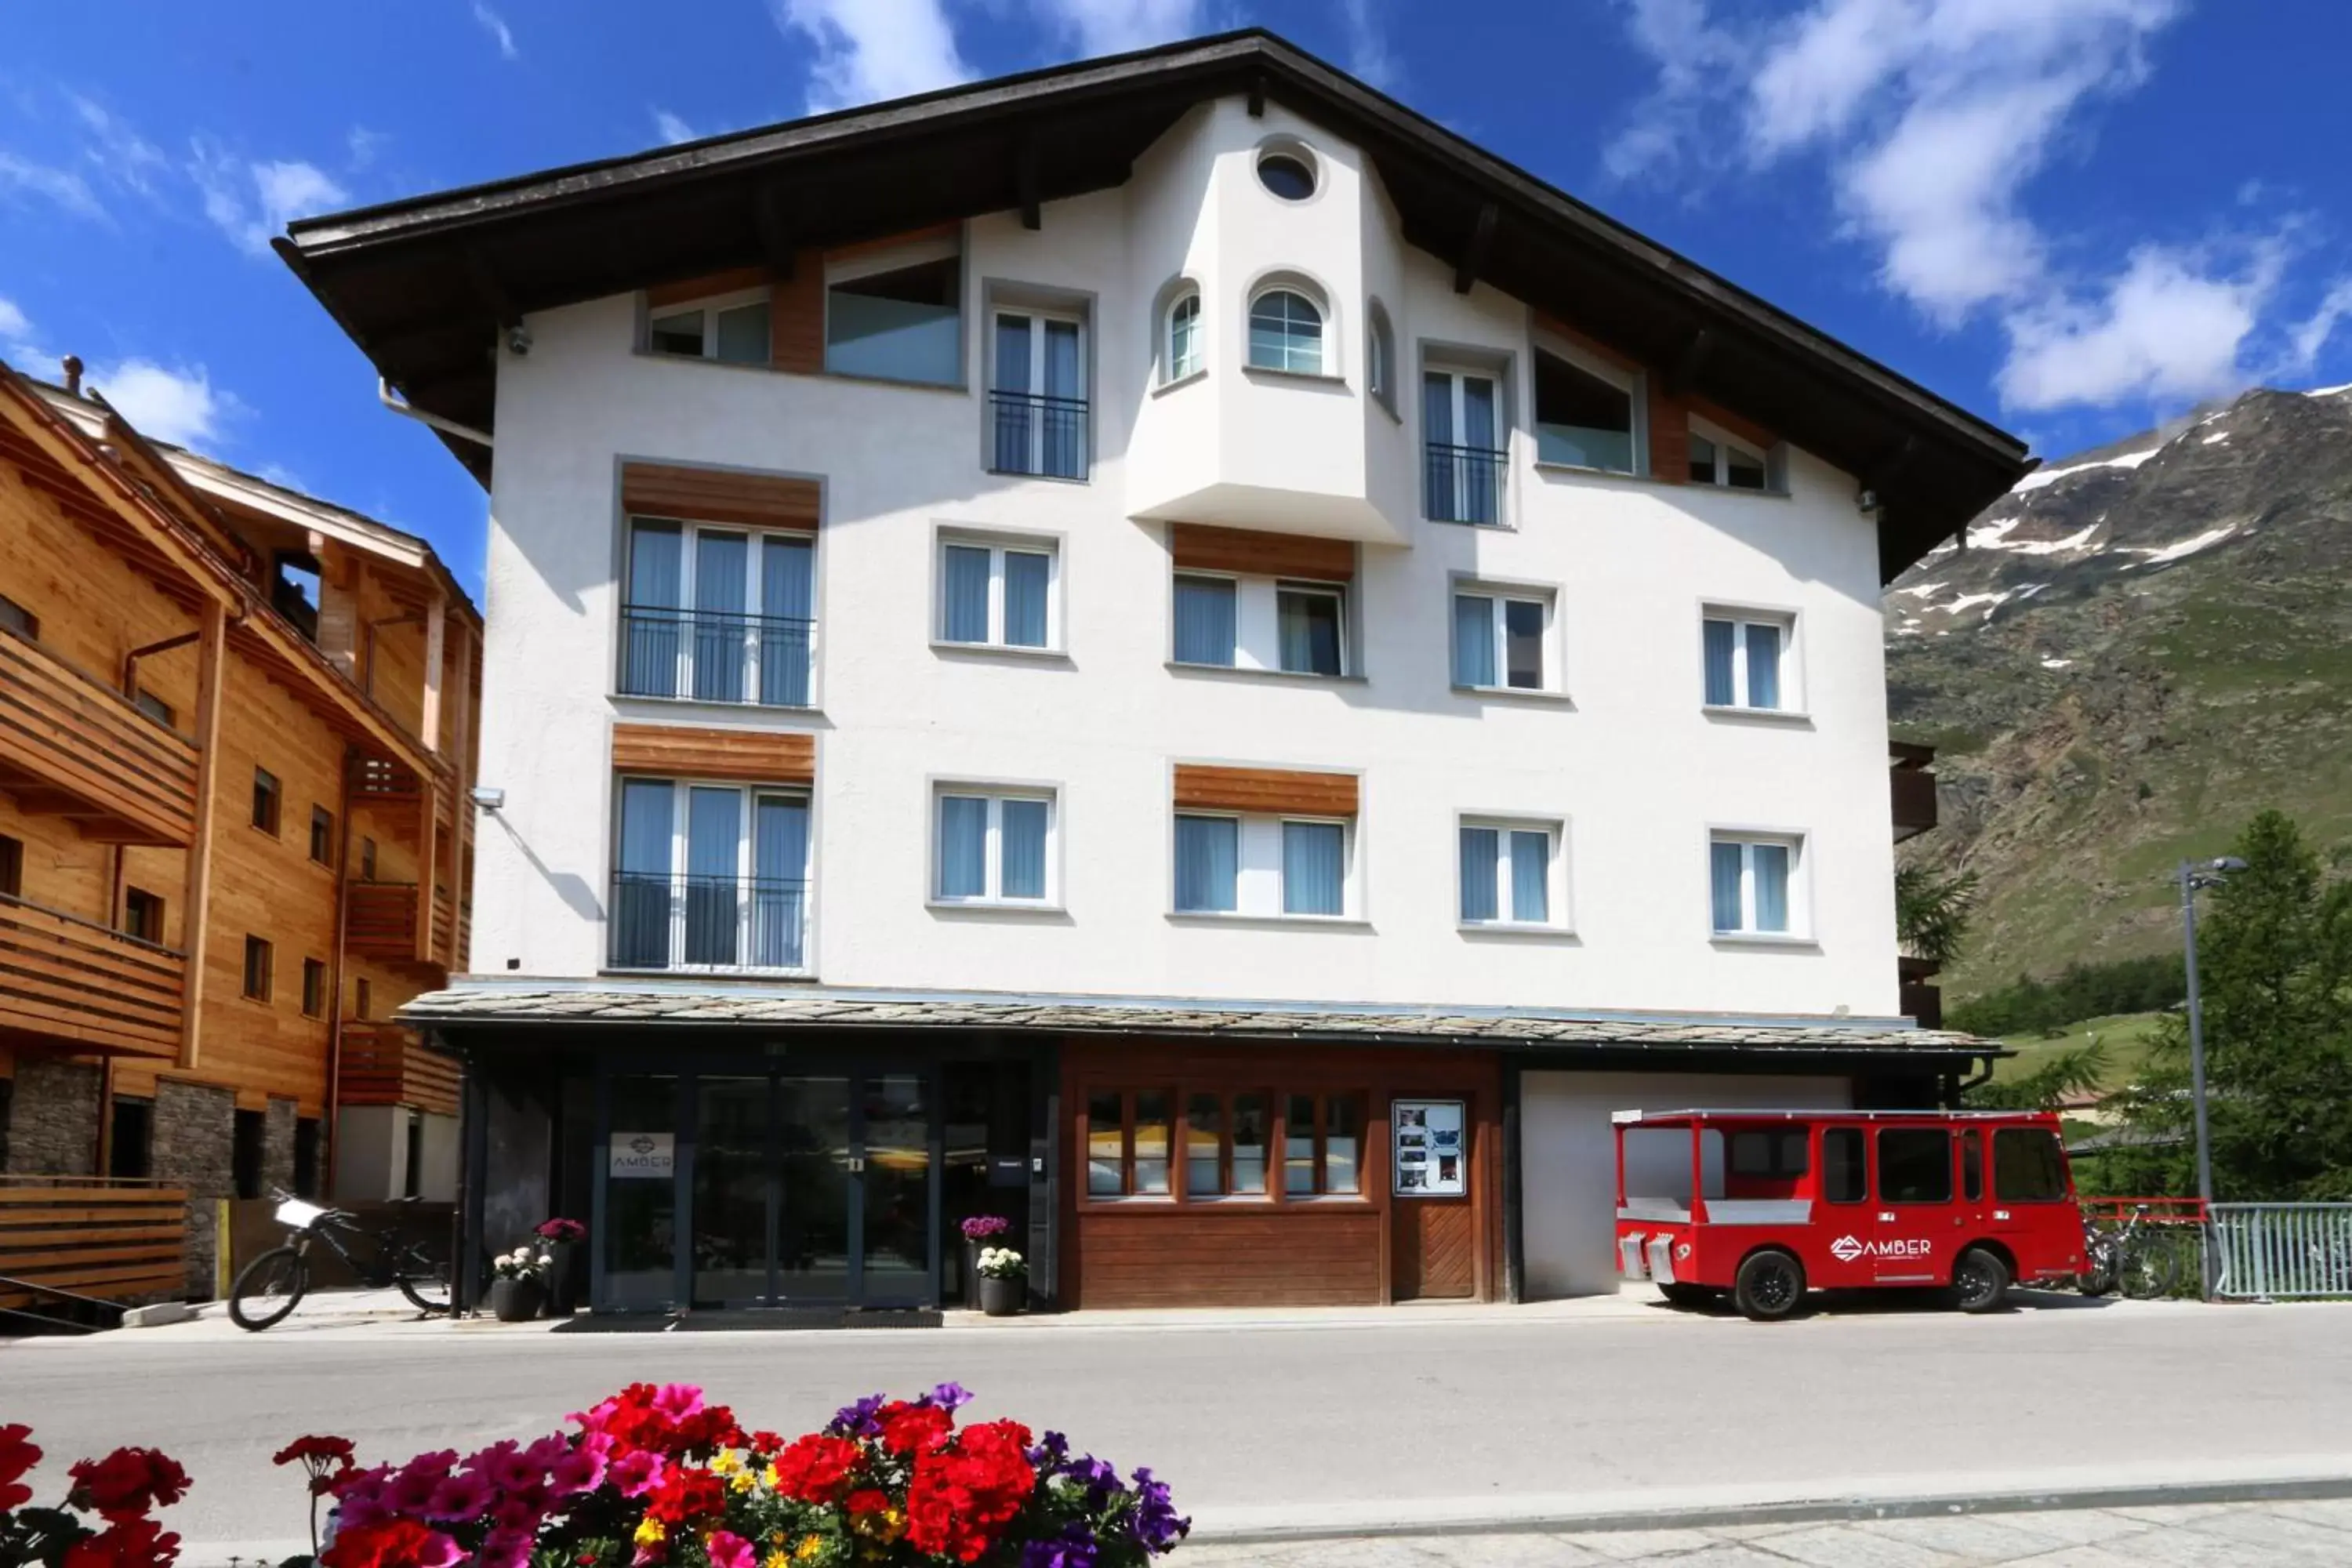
[1953,1247,2012,1313]
[1658,1283,1718,1310]
[1733,1250,1806,1322]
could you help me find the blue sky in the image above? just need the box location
[5,1,2348,595]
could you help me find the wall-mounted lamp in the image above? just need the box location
[470,786,506,812]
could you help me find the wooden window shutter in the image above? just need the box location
[1167,524,1355,582]
[1173,764,1358,816]
[612,723,815,783]
[619,461,819,529]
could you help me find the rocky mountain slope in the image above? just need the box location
[1886,383,2352,996]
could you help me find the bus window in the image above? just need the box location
[1823,1127,1866,1203]
[1994,1127,2069,1201]
[1962,1129,1984,1202]
[1731,1130,1809,1178]
[1878,1127,1953,1203]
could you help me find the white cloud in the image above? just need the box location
[2288,278,2352,373]
[84,359,239,447]
[0,150,103,218]
[1604,0,2312,416]
[1025,0,1205,56]
[472,2,519,60]
[1337,0,1399,91]
[67,94,166,195]
[0,296,29,342]
[192,143,349,256]
[771,0,973,114]
[347,126,392,169]
[652,109,697,146]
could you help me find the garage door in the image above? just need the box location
[1520,1072,1852,1299]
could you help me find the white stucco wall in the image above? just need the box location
[468,93,1904,1022]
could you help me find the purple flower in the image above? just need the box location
[1020,1523,1101,1568]
[1027,1431,1071,1469]
[829,1394,888,1438]
[1127,1466,1190,1553]
[1064,1455,1121,1497]
[548,1436,609,1498]
[960,1215,1011,1240]
[482,1441,546,1497]
[477,1526,535,1568]
[423,1470,495,1523]
[927,1381,975,1412]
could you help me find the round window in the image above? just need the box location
[1256,151,1316,201]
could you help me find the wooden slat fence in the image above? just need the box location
[0,1176,187,1310]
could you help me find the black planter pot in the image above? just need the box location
[545,1240,581,1316]
[961,1238,986,1308]
[978,1274,1025,1317]
[489,1276,545,1323]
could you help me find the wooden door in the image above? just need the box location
[1392,1198,1476,1299]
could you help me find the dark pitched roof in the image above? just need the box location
[397,983,2003,1062]
[276,28,2029,580]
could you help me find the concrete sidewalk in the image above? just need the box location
[1178,1495,2352,1566]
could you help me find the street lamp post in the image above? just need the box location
[2178,855,2245,1297]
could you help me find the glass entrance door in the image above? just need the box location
[776,1075,852,1303]
[860,1073,933,1305]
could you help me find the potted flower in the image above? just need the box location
[488,1246,551,1322]
[958,1215,1011,1307]
[977,1245,1028,1316]
[534,1218,586,1316]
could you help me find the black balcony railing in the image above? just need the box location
[619,605,812,707]
[989,390,1088,480]
[1425,443,1507,526]
[609,871,808,972]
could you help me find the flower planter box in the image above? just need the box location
[978,1275,1025,1317]
[488,1277,544,1323]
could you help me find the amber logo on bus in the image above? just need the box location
[1831,1234,1864,1262]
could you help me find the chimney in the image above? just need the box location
[61,355,83,397]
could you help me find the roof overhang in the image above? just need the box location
[278,31,2027,582]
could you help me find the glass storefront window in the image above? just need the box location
[1132,1092,1171,1195]
[1232,1094,1269,1195]
[1087,1092,1123,1196]
[1285,1094,1319,1196]
[1326,1098,1361,1194]
[1185,1094,1223,1196]
[604,1076,677,1310]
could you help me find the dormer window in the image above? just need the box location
[1534,347,1640,475]
[648,289,771,366]
[1247,289,1323,375]
[1690,416,1775,491]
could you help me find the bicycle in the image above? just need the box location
[2078,1203,2183,1299]
[227,1190,453,1330]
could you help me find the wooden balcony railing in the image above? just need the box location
[0,1176,188,1312]
[0,629,199,846]
[338,1023,461,1116]
[430,884,454,967]
[346,882,420,960]
[1891,744,1939,843]
[0,895,185,1057]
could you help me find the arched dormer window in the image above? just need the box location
[1367,299,1396,413]
[1247,287,1324,375]
[1164,289,1203,383]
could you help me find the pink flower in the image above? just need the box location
[704,1531,754,1568]
[485,1446,545,1497]
[383,1453,458,1515]
[423,1472,495,1524]
[524,1436,573,1472]
[650,1385,704,1421]
[331,1466,397,1529]
[608,1450,664,1498]
[476,1528,535,1568]
[489,1497,542,1536]
[547,1439,609,1499]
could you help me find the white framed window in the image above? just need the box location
[1452,585,1553,692]
[826,238,962,386]
[1702,609,1795,711]
[620,518,815,707]
[1534,343,1642,474]
[1174,813,1354,919]
[612,778,811,971]
[648,288,771,366]
[1165,290,1203,383]
[1247,288,1324,374]
[1457,819,1564,928]
[935,787,1057,906]
[1711,833,1805,937]
[1174,572,1349,677]
[1275,583,1345,677]
[1367,301,1396,413]
[938,533,1058,650]
[1172,574,1238,666]
[1689,416,1773,490]
[1424,367,1505,524]
[989,307,1087,479]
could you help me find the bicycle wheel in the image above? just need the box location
[2119,1236,2182,1299]
[392,1244,453,1314]
[229,1246,310,1331]
[2077,1235,2119,1297]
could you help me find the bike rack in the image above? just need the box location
[0,1274,132,1335]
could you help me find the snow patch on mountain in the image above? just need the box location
[2011,447,2160,493]
[2118,524,2239,569]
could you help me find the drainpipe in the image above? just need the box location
[324,746,357,1200]
[377,379,494,449]
[122,630,200,708]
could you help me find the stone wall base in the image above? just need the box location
[1,1058,102,1175]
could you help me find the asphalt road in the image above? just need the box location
[6,1298,2351,1553]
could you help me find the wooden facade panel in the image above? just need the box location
[612,723,816,784]
[0,630,199,847]
[1167,524,1356,582]
[646,267,773,310]
[772,260,824,376]
[1076,1209,1383,1307]
[1172,764,1358,817]
[337,1022,459,1116]
[620,461,820,531]
[1392,1200,1477,1300]
[0,897,184,1055]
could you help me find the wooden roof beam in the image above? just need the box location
[1455,201,1497,296]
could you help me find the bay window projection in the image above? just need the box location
[612,779,810,971]
[935,789,1054,905]
[1534,348,1639,474]
[1711,834,1801,937]
[648,290,771,365]
[1174,813,1352,918]
[1172,573,1348,677]
[825,244,962,386]
[620,520,814,707]
[990,309,1087,479]
[1423,368,1504,524]
[1703,612,1791,711]
[939,536,1056,649]
[1459,822,1558,927]
[1453,588,1551,691]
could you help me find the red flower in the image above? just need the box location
[875,1402,953,1458]
[904,1421,1035,1564]
[644,1467,725,1525]
[61,1516,180,1568]
[321,1518,463,1568]
[67,1448,191,1522]
[273,1436,358,1495]
[0,1423,41,1512]
[843,1488,892,1517]
[572,1385,742,1461]
[765,1435,862,1504]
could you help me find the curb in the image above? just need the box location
[1186,1469,2352,1545]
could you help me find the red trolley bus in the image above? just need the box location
[1613,1109,2087,1320]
